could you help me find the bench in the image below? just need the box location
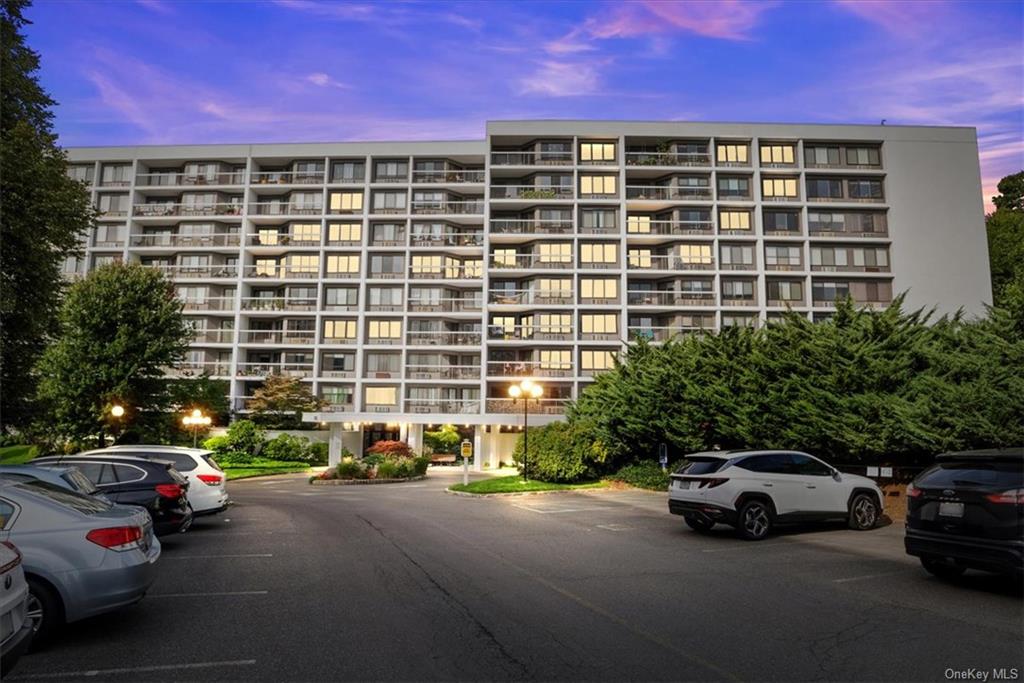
[430,454,457,465]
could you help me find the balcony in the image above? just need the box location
[407,399,481,414]
[488,289,573,306]
[490,185,574,200]
[410,232,483,247]
[250,171,325,185]
[628,325,707,341]
[249,202,322,216]
[409,266,481,280]
[627,220,713,236]
[406,331,481,346]
[240,297,317,312]
[249,233,322,247]
[405,364,481,380]
[135,172,244,187]
[629,255,714,271]
[236,362,314,378]
[320,401,355,412]
[487,361,572,378]
[490,151,573,166]
[167,361,231,377]
[180,296,235,311]
[412,169,485,184]
[319,368,355,379]
[407,297,481,312]
[243,266,319,279]
[133,202,242,217]
[625,151,710,167]
[626,186,712,201]
[810,264,890,273]
[410,199,484,215]
[131,234,240,248]
[191,329,235,344]
[487,325,573,342]
[489,218,573,235]
[146,264,238,279]
[765,261,803,272]
[490,254,574,270]
[240,330,316,344]
[627,291,716,306]
[485,398,567,414]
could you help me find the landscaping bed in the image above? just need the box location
[311,474,427,486]
[448,475,608,496]
[223,459,311,480]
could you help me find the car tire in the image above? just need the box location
[684,516,714,533]
[920,557,966,580]
[737,499,773,541]
[848,493,880,530]
[26,577,64,649]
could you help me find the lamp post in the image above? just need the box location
[182,408,212,448]
[105,403,126,446]
[508,379,543,482]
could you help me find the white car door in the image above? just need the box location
[737,454,805,515]
[789,453,847,513]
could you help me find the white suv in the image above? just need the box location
[79,446,229,515]
[668,450,883,540]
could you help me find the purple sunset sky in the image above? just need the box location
[24,0,1024,211]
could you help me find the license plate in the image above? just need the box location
[676,480,691,490]
[938,501,964,518]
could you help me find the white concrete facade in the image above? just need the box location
[65,120,991,465]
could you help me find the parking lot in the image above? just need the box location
[12,469,1023,682]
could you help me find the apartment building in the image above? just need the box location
[65,120,991,466]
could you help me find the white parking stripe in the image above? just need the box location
[148,590,268,598]
[512,504,614,514]
[164,553,273,560]
[701,542,789,553]
[9,659,257,679]
[832,571,902,584]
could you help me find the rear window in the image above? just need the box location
[916,461,1024,490]
[117,451,198,472]
[61,468,99,495]
[202,454,223,472]
[17,480,112,514]
[674,457,728,475]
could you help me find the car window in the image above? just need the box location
[789,454,833,476]
[116,451,197,472]
[0,500,16,528]
[201,454,223,472]
[61,468,100,495]
[111,464,147,484]
[735,454,793,474]
[16,480,112,514]
[73,461,107,484]
[674,458,728,475]
[916,462,1024,489]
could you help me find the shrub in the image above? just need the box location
[511,421,609,483]
[609,461,672,491]
[413,456,430,476]
[366,440,413,459]
[307,441,329,465]
[362,453,385,468]
[262,433,310,463]
[202,435,230,452]
[225,420,265,457]
[336,457,368,479]
[376,459,399,479]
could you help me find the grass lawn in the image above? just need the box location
[0,445,37,465]
[449,474,608,495]
[222,459,311,481]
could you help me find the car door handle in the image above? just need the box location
[806,485,817,489]
[762,483,773,487]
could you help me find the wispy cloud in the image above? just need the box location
[135,0,173,15]
[305,72,350,89]
[585,0,778,41]
[518,60,602,97]
[833,0,951,37]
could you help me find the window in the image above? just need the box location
[369,254,403,275]
[852,248,888,268]
[98,194,129,215]
[331,160,364,182]
[628,248,652,268]
[811,247,848,267]
[365,353,401,373]
[581,314,618,335]
[580,142,615,163]
[722,314,756,328]
[581,350,616,371]
[767,280,803,301]
[717,177,750,197]
[539,243,572,264]
[492,248,518,267]
[371,223,404,243]
[812,281,850,302]
[790,454,833,476]
[764,210,799,232]
[411,255,442,275]
[325,287,358,308]
[581,209,617,230]
[806,179,843,199]
[722,280,754,299]
[326,254,360,275]
[68,164,95,184]
[322,385,354,403]
[367,319,401,339]
[323,319,357,340]
[808,211,843,231]
[287,254,318,274]
[290,223,321,243]
[761,178,798,198]
[257,228,280,246]
[716,143,748,164]
[534,313,571,334]
[539,349,571,370]
[626,215,651,234]
[95,223,125,244]
[101,164,131,185]
[719,211,750,231]
[374,160,408,181]
[679,244,713,265]
[765,245,801,266]
[579,278,618,299]
[369,287,403,307]
[254,258,279,276]
[580,243,616,264]
[537,278,572,297]
[372,191,407,212]
[846,147,881,166]
[580,175,617,195]
[93,255,122,267]
[735,454,793,474]
[805,146,841,166]
[365,387,397,405]
[847,179,884,199]
[328,222,362,243]
[329,191,363,212]
[721,245,754,267]
[760,144,794,164]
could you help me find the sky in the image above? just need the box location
[24,0,1024,212]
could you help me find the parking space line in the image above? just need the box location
[148,590,269,597]
[701,542,789,553]
[832,571,902,584]
[597,523,631,531]
[511,504,614,514]
[164,553,273,560]
[9,659,257,679]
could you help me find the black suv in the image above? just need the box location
[905,448,1023,580]
[34,454,192,536]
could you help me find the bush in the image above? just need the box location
[362,452,385,468]
[376,459,399,479]
[336,457,368,479]
[225,420,265,456]
[262,433,310,463]
[609,461,672,491]
[366,440,413,459]
[307,441,329,465]
[413,456,430,476]
[203,435,230,452]
[511,421,609,483]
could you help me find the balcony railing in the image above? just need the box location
[813,298,889,309]
[133,202,243,217]
[408,266,482,280]
[629,255,714,271]
[410,232,483,247]
[485,398,568,414]
[765,261,803,272]
[490,151,573,166]
[249,202,323,216]
[146,264,238,279]
[191,330,235,344]
[166,361,232,377]
[320,401,355,412]
[135,172,244,187]
[767,298,806,307]
[240,329,316,344]
[322,335,358,344]
[406,331,481,346]
[248,233,322,247]
[243,266,319,279]
[412,169,485,184]
[628,325,709,341]
[626,220,714,236]
[627,291,716,306]
[487,326,574,342]
[488,289,574,306]
[490,185,574,200]
[490,255,574,270]
[236,362,315,377]
[626,186,713,200]
[721,296,758,307]
[489,218,573,235]
[405,364,481,380]
[407,297,481,312]
[410,200,484,215]
[131,234,240,247]
[240,297,317,311]
[809,228,888,238]
[250,171,325,185]
[719,261,756,271]
[810,264,890,273]
[319,368,355,379]
[180,296,235,311]
[625,151,710,167]
[407,399,481,414]
[806,195,885,204]
[487,361,573,378]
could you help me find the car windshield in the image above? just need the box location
[674,457,728,475]
[916,461,1024,489]
[17,479,113,514]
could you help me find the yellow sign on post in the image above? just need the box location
[461,440,472,459]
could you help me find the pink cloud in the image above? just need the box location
[833,0,950,36]
[518,60,602,97]
[586,0,778,42]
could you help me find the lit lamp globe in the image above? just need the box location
[110,404,125,418]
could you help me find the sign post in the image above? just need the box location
[461,439,472,486]
[658,443,668,471]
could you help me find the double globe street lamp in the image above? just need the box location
[508,379,543,482]
[182,408,212,448]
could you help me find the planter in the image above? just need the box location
[310,475,427,486]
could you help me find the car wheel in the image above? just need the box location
[684,516,714,533]
[737,499,773,541]
[920,557,966,580]
[26,577,63,649]
[848,493,879,530]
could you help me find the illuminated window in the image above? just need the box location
[539,349,571,369]
[459,258,482,278]
[287,255,318,274]
[716,143,748,164]
[580,142,616,163]
[257,228,279,246]
[368,319,402,339]
[627,215,651,234]
[628,248,652,268]
[492,248,517,267]
[411,255,443,274]
[720,211,751,230]
[323,319,356,340]
[581,350,616,371]
[581,314,617,334]
[254,258,279,277]
[329,191,363,213]
[537,314,572,333]
[679,244,713,265]
[762,178,798,198]
[580,175,617,195]
[539,243,572,263]
[537,278,572,297]
[580,243,616,264]
[365,387,397,405]
[328,222,361,243]
[326,254,360,275]
[290,223,321,242]
[580,278,618,299]
[759,145,795,164]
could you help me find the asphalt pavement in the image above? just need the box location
[11,469,1023,682]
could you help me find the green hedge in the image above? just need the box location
[510,421,610,483]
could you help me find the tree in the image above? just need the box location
[0,0,94,432]
[992,171,1024,213]
[423,424,461,454]
[247,374,323,428]
[35,263,192,445]
[986,171,1024,310]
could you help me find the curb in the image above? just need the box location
[310,475,427,486]
[444,486,609,498]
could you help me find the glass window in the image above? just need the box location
[290,223,321,242]
[329,191,363,212]
[326,254,360,275]
[324,319,357,339]
[580,350,616,371]
[539,243,572,263]
[679,244,713,264]
[580,175,617,195]
[719,211,750,230]
[579,278,617,299]
[325,287,357,307]
[372,191,407,211]
[806,179,843,199]
[374,160,408,181]
[328,222,362,243]
[580,243,616,264]
[581,209,617,229]
[846,147,881,167]
[539,349,571,369]
[767,280,803,301]
[411,255,442,274]
[735,454,793,474]
[722,280,754,298]
[365,387,397,405]
[367,319,401,339]
[580,142,616,162]
[628,248,652,268]
[331,161,364,182]
[805,146,841,166]
[626,215,651,234]
[759,144,795,164]
[369,255,403,274]
[717,177,750,196]
[764,211,799,231]
[790,454,833,476]
[716,143,749,163]
[581,314,618,334]
[848,180,884,199]
[761,178,798,198]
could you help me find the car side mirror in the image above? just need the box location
[831,469,841,482]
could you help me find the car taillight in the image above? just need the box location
[699,478,729,489]
[86,526,143,551]
[155,483,184,499]
[906,483,923,498]
[985,488,1024,505]
[197,474,223,486]
[0,541,22,573]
